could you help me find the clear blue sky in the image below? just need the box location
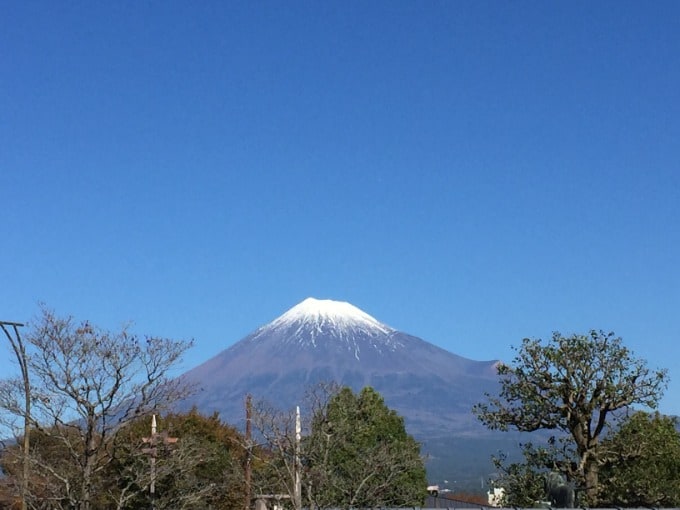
[2,2,679,415]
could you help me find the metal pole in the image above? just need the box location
[1,321,28,510]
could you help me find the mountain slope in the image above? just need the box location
[179,298,501,438]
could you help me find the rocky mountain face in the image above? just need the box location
[179,298,502,440]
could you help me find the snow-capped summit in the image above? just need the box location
[249,297,396,350]
[269,297,393,334]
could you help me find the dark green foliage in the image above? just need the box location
[107,409,247,510]
[0,409,248,509]
[599,411,680,507]
[305,386,427,509]
[489,449,546,508]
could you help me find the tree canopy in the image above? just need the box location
[107,409,248,510]
[0,409,249,510]
[599,411,680,507]
[305,386,427,509]
[251,384,427,510]
[473,330,668,505]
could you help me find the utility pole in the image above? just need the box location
[1,320,29,510]
[244,395,253,510]
[142,414,178,509]
[294,405,301,510]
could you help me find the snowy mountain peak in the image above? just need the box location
[250,298,396,351]
[271,298,393,334]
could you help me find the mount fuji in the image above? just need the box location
[179,298,502,440]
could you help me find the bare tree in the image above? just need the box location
[250,383,339,510]
[0,307,194,510]
[250,400,300,510]
[250,383,427,510]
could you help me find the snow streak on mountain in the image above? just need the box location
[247,297,399,356]
[266,297,394,336]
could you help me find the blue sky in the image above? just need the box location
[2,2,679,415]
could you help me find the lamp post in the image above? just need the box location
[1,321,28,510]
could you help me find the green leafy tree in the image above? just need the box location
[107,409,248,510]
[1,410,249,510]
[487,443,556,508]
[251,384,426,510]
[599,411,680,507]
[305,386,427,509]
[473,330,668,505]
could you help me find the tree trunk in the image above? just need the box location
[583,460,599,506]
[80,415,98,510]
